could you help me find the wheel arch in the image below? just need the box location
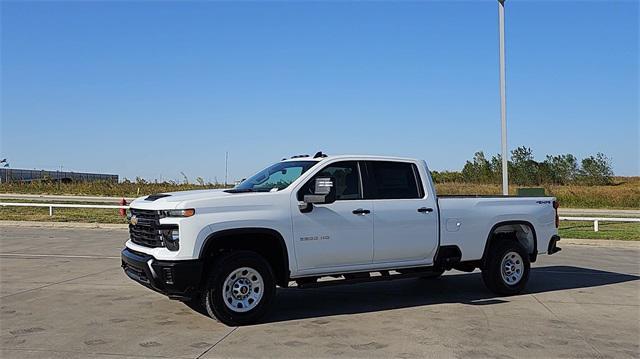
[199,227,290,287]
[481,220,538,267]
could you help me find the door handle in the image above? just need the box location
[418,207,433,213]
[352,208,371,215]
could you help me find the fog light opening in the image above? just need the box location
[162,268,174,284]
[161,228,180,251]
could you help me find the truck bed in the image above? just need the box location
[437,195,557,261]
[438,195,545,198]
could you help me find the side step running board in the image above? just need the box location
[294,269,441,289]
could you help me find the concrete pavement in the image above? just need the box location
[1,226,639,358]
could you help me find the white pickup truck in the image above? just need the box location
[121,153,561,325]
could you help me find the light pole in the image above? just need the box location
[225,151,229,186]
[0,159,8,183]
[498,0,509,195]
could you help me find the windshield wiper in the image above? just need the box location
[224,188,254,193]
[224,188,272,193]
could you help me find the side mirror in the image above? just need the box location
[299,177,336,212]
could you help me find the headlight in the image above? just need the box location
[161,209,195,217]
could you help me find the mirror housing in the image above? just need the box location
[298,177,336,212]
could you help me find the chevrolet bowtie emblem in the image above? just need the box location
[130,215,138,226]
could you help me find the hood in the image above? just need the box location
[129,188,284,210]
[130,189,233,210]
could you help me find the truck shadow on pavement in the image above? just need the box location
[266,265,638,323]
[186,265,639,324]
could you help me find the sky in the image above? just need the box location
[1,0,638,182]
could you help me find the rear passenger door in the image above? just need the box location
[364,161,439,264]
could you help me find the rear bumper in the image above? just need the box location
[548,235,562,255]
[121,248,203,301]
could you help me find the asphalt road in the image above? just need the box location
[1,227,639,359]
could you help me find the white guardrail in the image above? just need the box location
[0,202,638,232]
[0,202,129,216]
[559,216,640,232]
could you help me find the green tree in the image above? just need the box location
[579,153,613,185]
[543,154,579,184]
[489,154,503,184]
[431,170,464,183]
[537,161,554,184]
[462,151,492,183]
[510,146,539,185]
[447,148,615,186]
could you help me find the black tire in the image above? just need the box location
[201,251,275,326]
[481,240,530,296]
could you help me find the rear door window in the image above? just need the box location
[364,161,423,199]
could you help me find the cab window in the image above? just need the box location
[364,161,422,199]
[298,161,362,201]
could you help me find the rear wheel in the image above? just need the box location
[201,251,275,326]
[481,240,530,295]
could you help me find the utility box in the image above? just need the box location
[516,187,546,196]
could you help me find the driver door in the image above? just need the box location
[291,161,374,272]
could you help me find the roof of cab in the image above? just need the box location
[280,154,420,163]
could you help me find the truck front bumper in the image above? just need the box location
[121,248,203,301]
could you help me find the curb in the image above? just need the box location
[0,221,128,229]
[560,238,640,248]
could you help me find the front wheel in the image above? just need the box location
[201,251,275,326]
[481,240,530,296]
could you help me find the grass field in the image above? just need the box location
[0,181,229,198]
[0,201,128,224]
[435,176,640,209]
[559,220,640,241]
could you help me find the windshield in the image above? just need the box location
[230,161,318,192]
